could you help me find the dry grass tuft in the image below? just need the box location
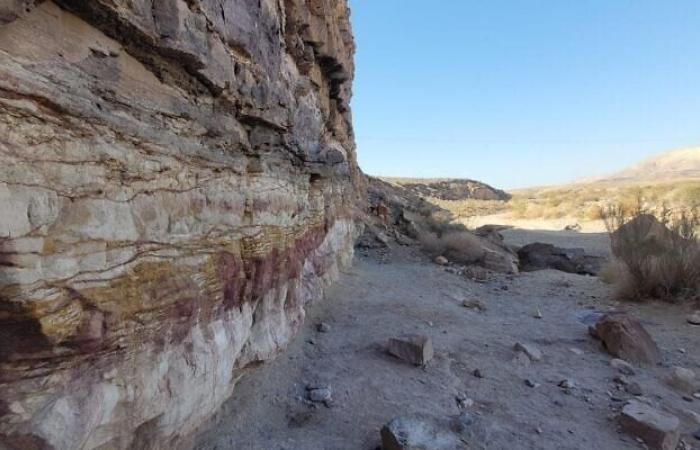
[602,201,700,302]
[417,213,486,264]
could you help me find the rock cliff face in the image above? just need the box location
[0,1,359,449]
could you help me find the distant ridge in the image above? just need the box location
[586,147,700,184]
[380,177,510,201]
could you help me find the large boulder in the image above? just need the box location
[518,242,604,275]
[610,214,677,258]
[591,315,662,365]
[0,1,359,448]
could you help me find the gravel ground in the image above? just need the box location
[193,232,700,450]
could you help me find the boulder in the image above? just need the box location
[518,242,603,275]
[380,416,465,450]
[611,214,676,258]
[591,315,661,365]
[387,335,434,366]
[619,401,680,450]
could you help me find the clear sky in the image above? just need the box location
[349,1,700,189]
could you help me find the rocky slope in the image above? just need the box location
[0,1,359,449]
[382,177,511,202]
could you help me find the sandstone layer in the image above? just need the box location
[0,1,359,449]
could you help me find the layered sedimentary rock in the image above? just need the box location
[0,1,359,448]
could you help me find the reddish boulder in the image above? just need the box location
[591,315,661,365]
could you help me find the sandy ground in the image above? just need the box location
[467,214,607,234]
[193,231,700,450]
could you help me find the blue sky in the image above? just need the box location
[349,1,700,189]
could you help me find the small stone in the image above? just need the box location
[316,322,331,333]
[684,409,700,425]
[512,351,532,367]
[666,367,696,393]
[455,394,474,409]
[626,382,643,396]
[693,428,700,440]
[536,427,543,434]
[694,392,700,399]
[614,375,629,386]
[308,387,332,403]
[381,416,463,450]
[472,369,484,379]
[619,400,680,450]
[513,342,543,362]
[687,312,700,326]
[570,348,584,356]
[387,334,434,366]
[683,396,694,403]
[611,359,636,376]
[462,298,486,311]
[559,379,575,390]
[533,308,543,319]
[435,255,448,266]
[525,379,540,388]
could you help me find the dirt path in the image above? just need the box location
[193,234,700,450]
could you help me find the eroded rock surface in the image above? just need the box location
[0,1,358,449]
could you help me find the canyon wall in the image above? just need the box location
[0,1,359,448]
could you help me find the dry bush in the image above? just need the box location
[419,230,485,264]
[602,202,700,302]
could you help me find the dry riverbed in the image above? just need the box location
[194,231,700,450]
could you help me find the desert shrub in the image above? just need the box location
[419,230,485,264]
[602,203,700,302]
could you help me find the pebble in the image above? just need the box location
[614,375,629,386]
[525,379,540,388]
[694,393,700,399]
[694,428,700,440]
[687,312,700,325]
[513,342,543,362]
[316,322,331,333]
[435,255,449,266]
[533,308,543,319]
[462,298,486,311]
[626,382,643,396]
[611,359,636,376]
[455,394,474,409]
[559,379,575,390]
[472,369,484,379]
[308,387,332,403]
[569,348,584,356]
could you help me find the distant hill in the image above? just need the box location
[380,177,510,201]
[590,147,700,183]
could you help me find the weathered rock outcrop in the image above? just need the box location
[0,1,359,449]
